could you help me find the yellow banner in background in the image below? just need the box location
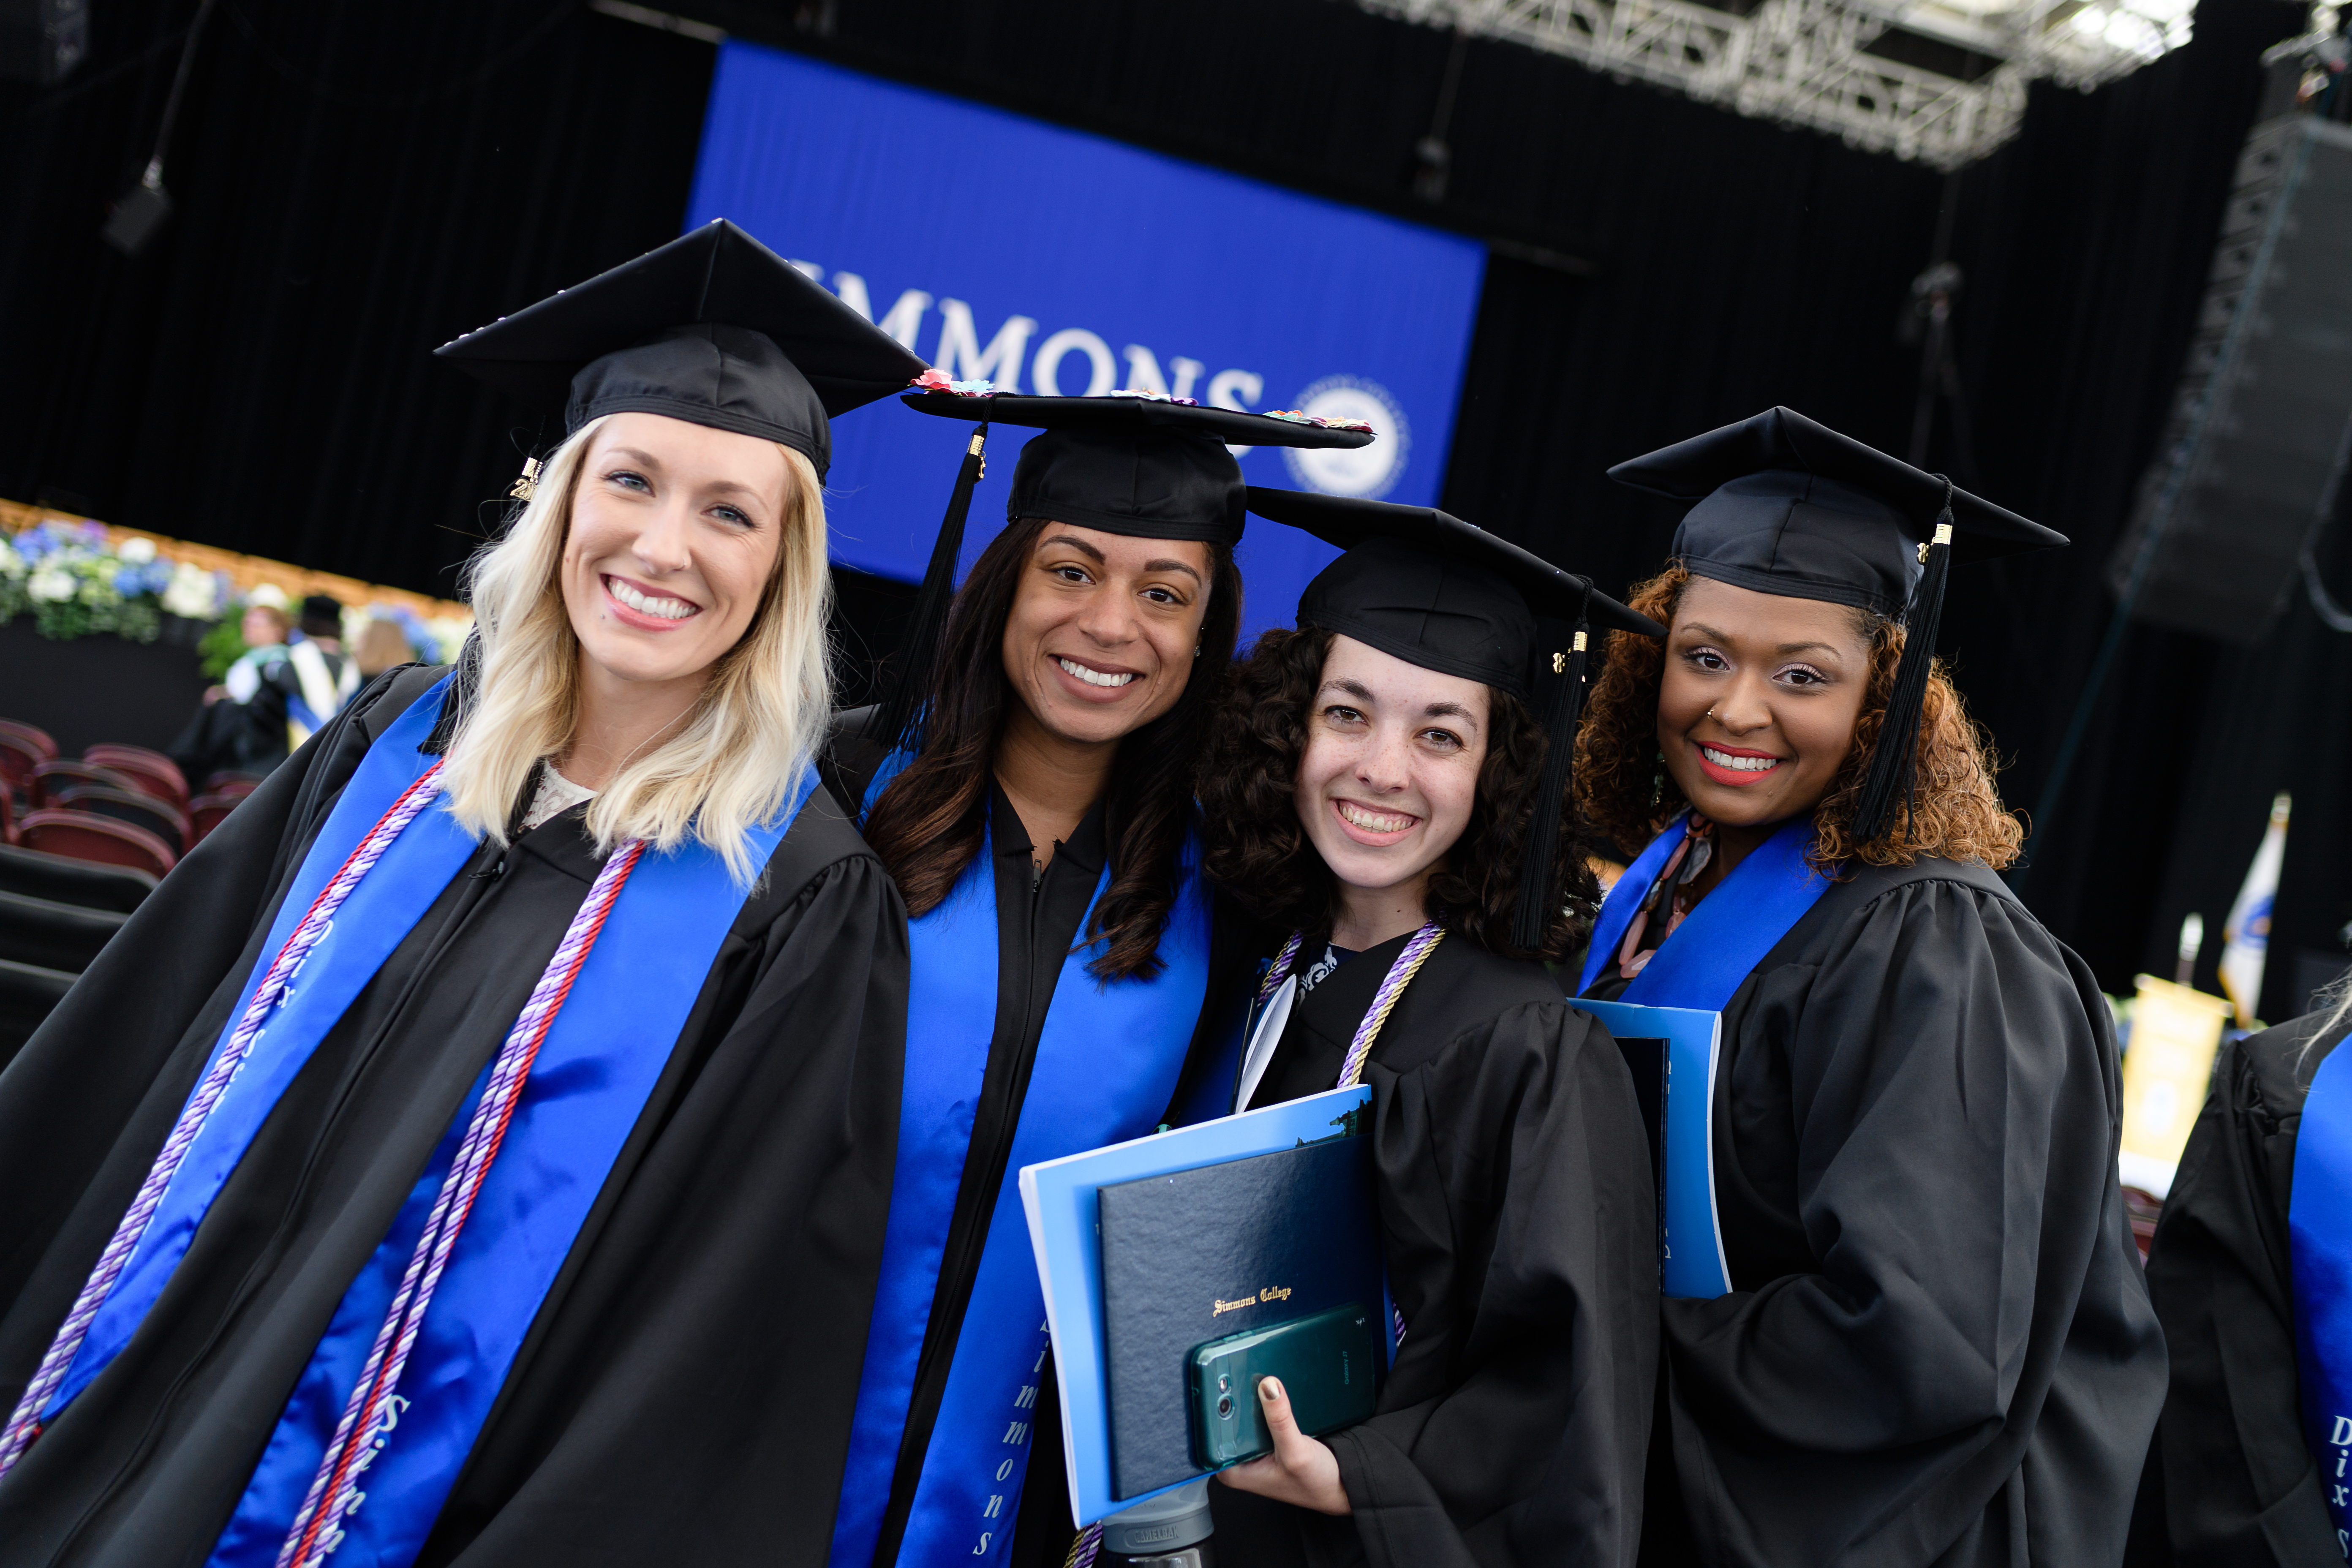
[2118,974,2235,1198]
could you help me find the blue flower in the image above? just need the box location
[114,566,147,594]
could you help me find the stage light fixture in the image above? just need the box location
[0,0,88,84]
[103,163,173,258]
[1364,0,2201,168]
[100,0,217,259]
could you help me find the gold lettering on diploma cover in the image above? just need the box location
[1213,1285,1294,1316]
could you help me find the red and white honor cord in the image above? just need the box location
[0,762,449,1479]
[274,836,646,1568]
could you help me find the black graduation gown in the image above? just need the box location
[1209,931,1660,1568]
[2131,1009,2350,1565]
[0,666,909,1567]
[1607,856,2167,1568]
[869,784,1110,1568]
[817,724,1256,1568]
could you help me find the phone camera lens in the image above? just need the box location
[1217,1394,1233,1419]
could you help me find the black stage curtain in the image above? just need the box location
[0,0,715,597]
[1,0,2336,1003]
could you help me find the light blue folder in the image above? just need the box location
[1018,1085,1374,1528]
[1578,999,1731,1300]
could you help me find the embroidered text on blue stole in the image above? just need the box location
[2291,1038,2352,1558]
[1576,812,1830,1012]
[829,758,1213,1566]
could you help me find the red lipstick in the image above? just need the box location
[1693,739,1785,788]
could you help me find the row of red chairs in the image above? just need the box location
[0,721,259,877]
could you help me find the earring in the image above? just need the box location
[1650,748,1666,808]
[1193,645,1202,659]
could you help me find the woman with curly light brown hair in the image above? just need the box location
[1192,489,1665,1568]
[1579,408,2164,1568]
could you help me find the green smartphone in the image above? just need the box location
[1186,1301,1380,1471]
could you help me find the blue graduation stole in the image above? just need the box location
[42,677,811,1568]
[829,756,1213,1567]
[2290,1039,2352,1558]
[1576,811,1832,1012]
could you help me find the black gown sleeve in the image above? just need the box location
[2137,1017,2347,1565]
[1661,877,2165,1567]
[1306,1001,1658,1568]
[0,668,425,1374]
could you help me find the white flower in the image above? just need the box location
[27,568,76,603]
[161,561,218,619]
[247,583,290,612]
[117,536,157,565]
[0,542,23,580]
[424,616,473,662]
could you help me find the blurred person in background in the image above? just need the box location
[218,595,294,703]
[2134,975,2352,1563]
[354,614,419,681]
[0,221,923,1568]
[172,595,297,783]
[1579,409,2164,1567]
[257,593,361,748]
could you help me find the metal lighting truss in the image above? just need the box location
[1364,0,2195,166]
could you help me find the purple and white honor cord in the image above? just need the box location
[1059,924,1451,1566]
[275,836,646,1568]
[0,762,449,1479]
[1255,921,1447,1090]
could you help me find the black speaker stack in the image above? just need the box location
[0,0,89,84]
[2109,108,2352,645]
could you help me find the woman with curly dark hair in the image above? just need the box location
[1193,489,1666,1568]
[1582,408,2165,1568]
[819,392,1375,1568]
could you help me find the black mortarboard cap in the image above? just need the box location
[434,219,927,479]
[867,388,1379,760]
[1606,406,2066,843]
[1244,487,1665,949]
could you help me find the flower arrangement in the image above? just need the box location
[0,521,234,642]
[1262,408,1377,433]
[909,368,1002,397]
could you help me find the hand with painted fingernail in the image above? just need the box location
[1211,1375,1350,1515]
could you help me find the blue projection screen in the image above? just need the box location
[688,42,1487,642]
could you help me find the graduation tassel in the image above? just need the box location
[1512,586,1592,952]
[1849,480,1955,846]
[864,416,990,760]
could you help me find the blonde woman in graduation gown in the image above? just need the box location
[0,222,919,1568]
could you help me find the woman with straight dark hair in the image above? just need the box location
[1580,408,2165,1567]
[1192,490,1665,1568]
[822,389,1376,1568]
